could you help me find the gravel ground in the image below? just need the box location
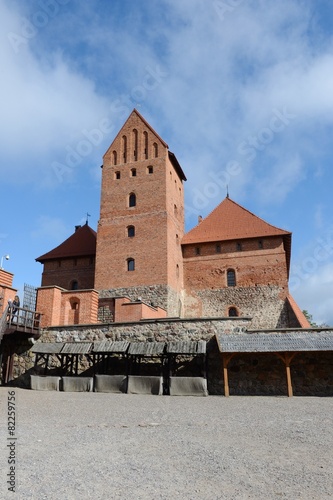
[0,388,332,500]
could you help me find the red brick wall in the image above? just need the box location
[0,286,17,314]
[113,296,167,322]
[60,290,99,325]
[36,286,63,327]
[0,270,14,288]
[40,256,95,289]
[183,236,289,290]
[36,287,98,327]
[94,111,185,314]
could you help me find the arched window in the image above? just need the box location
[133,129,138,161]
[127,226,135,237]
[228,307,238,317]
[127,258,135,271]
[131,168,137,177]
[71,280,79,290]
[122,135,127,163]
[112,150,117,165]
[129,193,136,207]
[227,269,236,287]
[153,142,158,158]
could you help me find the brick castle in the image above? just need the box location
[34,109,309,330]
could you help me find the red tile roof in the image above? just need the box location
[36,224,96,262]
[183,196,291,244]
[287,295,312,328]
[182,197,292,275]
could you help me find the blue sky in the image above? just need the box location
[1,0,333,324]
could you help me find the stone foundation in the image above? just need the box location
[2,319,333,397]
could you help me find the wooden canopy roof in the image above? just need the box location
[215,331,333,353]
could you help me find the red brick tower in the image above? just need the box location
[94,109,186,316]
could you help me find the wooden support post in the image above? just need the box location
[276,352,297,397]
[221,353,236,397]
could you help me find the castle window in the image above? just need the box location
[127,225,135,237]
[236,242,242,251]
[227,269,236,287]
[127,258,135,271]
[153,142,158,158]
[147,166,153,174]
[195,247,201,256]
[115,171,120,180]
[122,135,127,163]
[71,301,79,310]
[176,264,179,277]
[143,131,148,159]
[112,151,117,165]
[71,280,79,290]
[216,244,221,253]
[131,168,137,177]
[129,193,136,207]
[133,129,138,161]
[228,307,238,317]
[258,240,263,249]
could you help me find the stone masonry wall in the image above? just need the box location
[192,285,289,329]
[99,285,181,317]
[3,320,333,397]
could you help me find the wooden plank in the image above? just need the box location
[167,341,206,354]
[216,332,333,353]
[32,343,64,354]
[128,342,165,356]
[93,340,129,353]
[61,343,92,354]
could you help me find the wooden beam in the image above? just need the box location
[221,353,236,397]
[276,352,297,397]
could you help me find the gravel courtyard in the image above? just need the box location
[0,388,332,500]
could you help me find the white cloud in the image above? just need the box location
[31,215,69,242]
[0,2,109,184]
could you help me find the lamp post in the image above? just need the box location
[0,255,10,269]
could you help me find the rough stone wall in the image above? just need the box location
[4,323,333,396]
[192,285,289,329]
[99,285,181,318]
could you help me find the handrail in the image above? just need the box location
[6,306,42,333]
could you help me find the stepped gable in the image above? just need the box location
[182,196,292,272]
[36,223,96,262]
[104,108,186,181]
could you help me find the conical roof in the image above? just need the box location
[36,224,96,262]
